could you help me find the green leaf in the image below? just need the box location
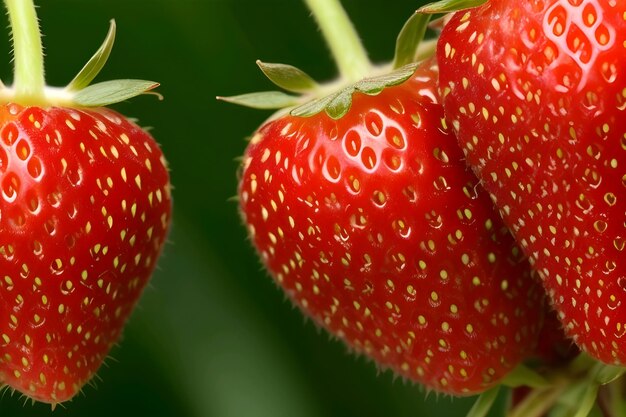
[73,79,160,107]
[257,61,318,93]
[501,364,550,389]
[291,63,418,119]
[66,20,116,92]
[393,12,430,69]
[217,91,301,110]
[465,387,499,417]
[418,0,488,14]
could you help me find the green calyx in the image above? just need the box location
[291,63,419,119]
[2,0,159,108]
[219,3,438,120]
[219,62,419,120]
[466,354,626,417]
[418,0,488,14]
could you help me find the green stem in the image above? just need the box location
[303,0,371,82]
[608,376,626,417]
[507,386,565,417]
[4,0,45,101]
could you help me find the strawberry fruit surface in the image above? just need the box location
[0,104,171,403]
[436,0,626,365]
[238,60,545,395]
[0,0,171,404]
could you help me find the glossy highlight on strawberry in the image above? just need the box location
[0,103,171,403]
[437,0,626,365]
[239,60,545,395]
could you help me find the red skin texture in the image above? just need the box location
[238,60,545,395]
[437,1,626,364]
[0,104,172,403]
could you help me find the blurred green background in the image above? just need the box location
[0,1,504,416]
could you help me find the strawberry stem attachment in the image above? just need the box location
[0,2,158,107]
[303,0,371,83]
[4,0,45,103]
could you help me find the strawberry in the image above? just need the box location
[0,1,171,404]
[432,0,626,366]
[236,56,545,395]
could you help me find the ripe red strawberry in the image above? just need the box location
[0,1,171,404]
[434,0,626,364]
[238,58,545,395]
[0,104,171,403]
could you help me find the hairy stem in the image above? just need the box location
[4,0,45,100]
[303,0,370,82]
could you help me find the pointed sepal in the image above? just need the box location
[73,79,160,107]
[392,12,430,69]
[592,363,625,385]
[217,91,301,110]
[66,20,116,92]
[418,0,487,14]
[291,63,418,119]
[256,61,319,93]
[465,387,500,417]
